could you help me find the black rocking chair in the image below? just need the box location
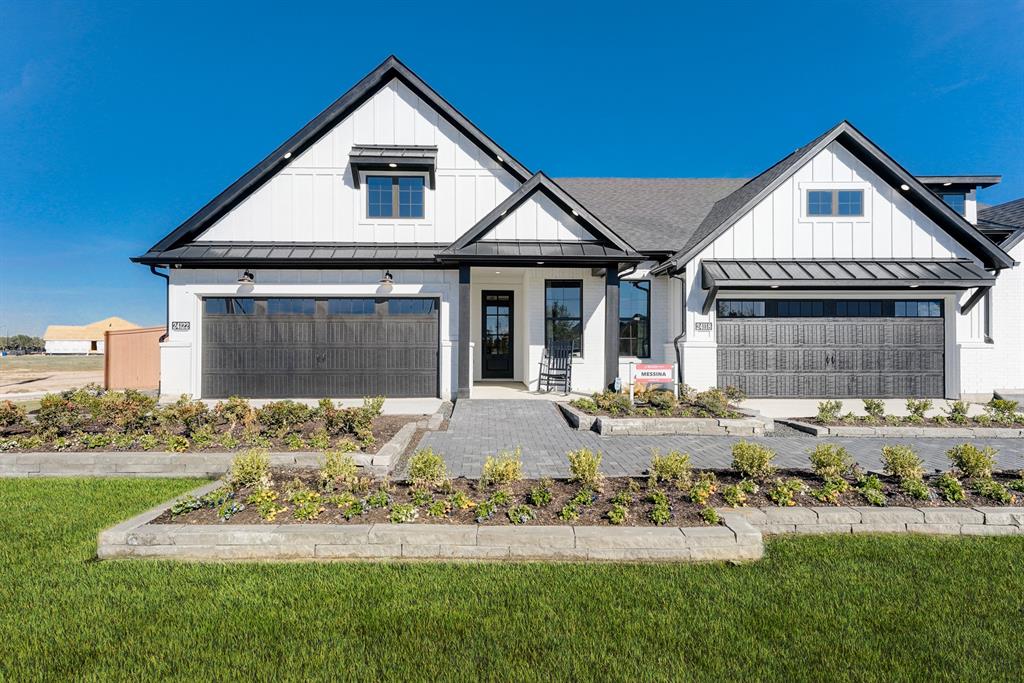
[539,342,573,393]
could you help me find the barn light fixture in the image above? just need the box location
[237,270,255,284]
[379,270,394,293]
[900,184,910,191]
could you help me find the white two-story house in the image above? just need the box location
[134,56,1021,402]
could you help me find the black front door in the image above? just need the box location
[481,291,513,379]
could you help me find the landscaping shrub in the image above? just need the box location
[649,450,692,490]
[507,504,535,525]
[810,478,848,505]
[946,443,997,479]
[862,398,885,421]
[881,445,924,482]
[569,397,598,413]
[481,447,523,487]
[767,478,804,507]
[900,478,930,500]
[594,390,633,415]
[288,487,325,521]
[0,400,28,431]
[190,424,216,449]
[689,472,717,505]
[36,391,92,435]
[138,434,159,450]
[692,388,731,417]
[230,448,271,488]
[648,489,671,525]
[856,474,887,506]
[607,502,629,525]
[723,385,746,404]
[731,441,775,480]
[528,479,553,507]
[647,390,677,411]
[166,435,190,452]
[98,389,157,432]
[214,396,255,428]
[567,448,604,490]
[257,400,311,437]
[365,487,391,509]
[700,507,720,525]
[905,398,932,424]
[984,398,1019,424]
[320,450,359,488]
[285,433,306,451]
[408,447,447,491]
[425,499,451,518]
[934,473,965,503]
[816,400,843,423]
[943,400,971,425]
[808,443,852,483]
[974,479,1015,504]
[389,503,418,524]
[722,483,748,507]
[247,488,286,521]
[446,492,473,511]
[162,394,210,435]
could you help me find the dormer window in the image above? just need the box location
[938,192,966,216]
[807,189,864,217]
[367,175,425,219]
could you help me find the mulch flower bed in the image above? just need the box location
[570,387,746,419]
[805,398,1024,429]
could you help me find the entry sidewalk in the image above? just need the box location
[417,400,1024,479]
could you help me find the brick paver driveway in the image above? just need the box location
[417,400,1024,479]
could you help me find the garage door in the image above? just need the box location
[716,299,944,398]
[202,297,438,398]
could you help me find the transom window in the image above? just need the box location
[545,280,583,355]
[938,192,966,216]
[366,175,425,219]
[717,299,942,318]
[619,281,650,358]
[806,189,864,217]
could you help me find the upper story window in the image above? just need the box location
[938,192,966,216]
[806,189,864,217]
[366,175,425,219]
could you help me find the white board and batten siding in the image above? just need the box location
[195,78,519,245]
[480,193,596,242]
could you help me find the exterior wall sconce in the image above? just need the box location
[237,270,255,284]
[379,270,394,293]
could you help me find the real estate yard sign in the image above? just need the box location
[628,363,678,402]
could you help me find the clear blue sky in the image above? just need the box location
[1,0,1022,336]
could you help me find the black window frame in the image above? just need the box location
[544,279,583,356]
[938,192,967,216]
[619,280,651,358]
[806,189,865,217]
[366,174,425,219]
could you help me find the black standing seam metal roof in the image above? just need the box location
[437,240,643,263]
[138,55,532,258]
[701,259,995,289]
[651,121,1015,274]
[138,242,448,267]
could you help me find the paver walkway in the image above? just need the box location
[418,400,1024,479]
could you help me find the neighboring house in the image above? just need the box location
[133,56,1018,401]
[973,198,1024,396]
[43,317,140,354]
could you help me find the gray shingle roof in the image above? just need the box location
[978,198,1024,230]
[554,177,747,252]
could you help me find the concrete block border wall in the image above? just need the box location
[719,505,1024,536]
[558,403,773,436]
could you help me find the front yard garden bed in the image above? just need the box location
[0,386,416,454]
[788,397,1024,437]
[564,386,771,435]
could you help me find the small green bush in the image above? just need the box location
[810,478,849,505]
[481,447,523,487]
[36,392,89,435]
[256,400,311,436]
[766,478,804,507]
[856,474,887,507]
[247,488,285,521]
[808,443,853,482]
[162,394,210,435]
[230,448,271,488]
[215,396,255,427]
[862,399,885,421]
[689,472,717,505]
[900,478,930,500]
[607,502,629,525]
[320,450,358,488]
[389,503,418,524]
[731,441,776,480]
[648,489,671,525]
[692,388,732,417]
[190,424,215,449]
[569,397,599,413]
[647,391,677,411]
[98,389,158,432]
[974,479,1015,504]
[593,391,633,415]
[0,400,28,431]
[507,504,535,525]
[816,400,843,423]
[984,398,1019,423]
[934,473,965,503]
[166,435,190,452]
[285,433,306,451]
[408,447,447,491]
[700,507,720,525]
[425,499,451,517]
[365,487,391,509]
[448,491,474,511]
[721,483,748,508]
[943,400,971,425]
[649,450,692,489]
[528,479,553,507]
[567,448,604,490]
[137,434,160,450]
[905,398,933,424]
[946,443,997,479]
[557,503,580,522]
[881,445,924,482]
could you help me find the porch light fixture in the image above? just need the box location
[900,184,910,191]
[380,270,394,285]
[237,270,255,284]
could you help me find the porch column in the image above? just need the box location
[457,263,471,399]
[605,263,620,390]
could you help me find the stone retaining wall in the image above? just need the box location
[779,419,1024,438]
[719,505,1024,536]
[97,481,763,563]
[558,403,772,436]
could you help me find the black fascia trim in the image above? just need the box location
[131,257,448,269]
[146,55,531,254]
[444,172,640,255]
[350,159,436,188]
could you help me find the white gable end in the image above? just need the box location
[704,141,975,262]
[196,78,519,244]
[480,192,598,241]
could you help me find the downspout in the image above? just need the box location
[149,265,170,342]
[670,270,686,386]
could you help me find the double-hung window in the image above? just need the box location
[545,280,583,355]
[619,281,650,357]
[366,176,425,218]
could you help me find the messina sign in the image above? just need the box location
[628,362,679,401]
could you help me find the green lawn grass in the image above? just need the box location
[1,478,1022,681]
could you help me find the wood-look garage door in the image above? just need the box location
[202,297,438,399]
[716,299,944,398]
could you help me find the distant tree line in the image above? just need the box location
[0,335,45,352]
